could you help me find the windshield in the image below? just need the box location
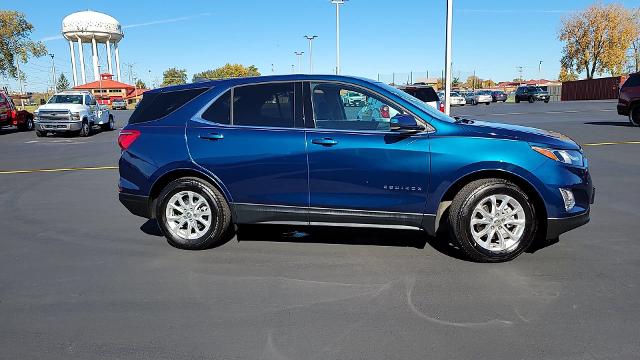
[48,95,83,104]
[477,90,492,95]
[376,82,455,123]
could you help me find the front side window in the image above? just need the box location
[310,83,401,131]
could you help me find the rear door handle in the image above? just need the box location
[312,138,338,146]
[199,133,224,141]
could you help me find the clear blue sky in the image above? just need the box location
[5,0,638,92]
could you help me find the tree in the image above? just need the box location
[0,11,47,79]
[135,79,147,89]
[559,3,639,79]
[193,63,260,81]
[56,73,69,92]
[464,75,482,89]
[452,77,461,87]
[481,79,496,88]
[558,66,578,82]
[161,67,187,86]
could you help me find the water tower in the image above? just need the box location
[62,10,124,86]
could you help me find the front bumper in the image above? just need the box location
[36,121,82,132]
[617,103,629,116]
[534,95,550,101]
[547,210,590,239]
[119,192,152,218]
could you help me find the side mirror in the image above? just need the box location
[390,114,423,132]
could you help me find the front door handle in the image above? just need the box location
[199,133,224,141]
[312,138,338,146]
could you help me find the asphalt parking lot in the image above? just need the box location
[1,100,639,359]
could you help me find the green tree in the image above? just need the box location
[161,67,187,86]
[0,11,47,79]
[135,79,147,89]
[56,73,69,92]
[193,63,260,81]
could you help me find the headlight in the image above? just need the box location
[71,112,80,120]
[531,146,584,166]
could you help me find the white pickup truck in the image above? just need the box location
[33,90,115,137]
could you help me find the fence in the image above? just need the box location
[561,76,627,101]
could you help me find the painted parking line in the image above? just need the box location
[0,165,118,175]
[582,140,640,147]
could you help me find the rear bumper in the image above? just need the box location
[119,192,152,218]
[546,210,590,239]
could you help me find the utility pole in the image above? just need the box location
[331,0,347,75]
[516,66,524,84]
[291,64,295,73]
[125,63,135,84]
[49,54,56,93]
[304,35,318,73]
[271,63,275,74]
[473,70,476,91]
[444,0,453,115]
[294,51,304,73]
[538,60,543,78]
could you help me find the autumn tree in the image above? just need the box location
[558,66,578,82]
[559,3,639,79]
[464,75,482,89]
[193,63,260,81]
[161,67,187,86]
[0,11,47,79]
[135,79,147,89]
[56,73,69,92]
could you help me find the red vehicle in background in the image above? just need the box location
[618,72,640,127]
[0,91,35,131]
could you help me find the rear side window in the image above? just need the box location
[201,90,231,124]
[622,74,640,88]
[232,83,294,128]
[128,88,208,124]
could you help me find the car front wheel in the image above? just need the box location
[629,105,640,127]
[448,178,537,262]
[156,177,232,250]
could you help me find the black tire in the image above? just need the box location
[630,104,640,127]
[544,100,549,103]
[515,97,520,103]
[101,115,115,131]
[35,130,46,137]
[448,178,537,262]
[528,96,535,103]
[485,102,490,105]
[78,120,91,137]
[19,116,34,131]
[156,177,232,250]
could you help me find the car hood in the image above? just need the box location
[36,103,86,112]
[457,120,580,150]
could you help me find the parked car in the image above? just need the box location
[112,98,127,110]
[0,91,35,131]
[491,90,508,102]
[341,91,366,107]
[515,86,550,103]
[397,85,443,112]
[617,72,640,126]
[438,91,466,106]
[118,75,594,262]
[33,91,115,137]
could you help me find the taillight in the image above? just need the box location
[118,129,140,150]
[439,102,445,113]
[9,110,16,119]
[380,105,390,118]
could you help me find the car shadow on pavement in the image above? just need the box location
[584,121,632,127]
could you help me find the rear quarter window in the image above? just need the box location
[128,88,208,124]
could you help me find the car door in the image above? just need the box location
[186,82,309,224]
[303,81,430,228]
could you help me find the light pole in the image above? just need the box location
[49,54,56,93]
[331,0,347,74]
[304,35,318,73]
[294,51,304,72]
[444,0,453,115]
[538,60,543,78]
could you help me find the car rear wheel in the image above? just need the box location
[448,178,537,262]
[35,130,46,137]
[156,177,232,250]
[528,96,535,103]
[101,115,115,131]
[19,117,34,131]
[629,105,640,127]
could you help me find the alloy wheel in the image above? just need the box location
[470,194,526,252]
[165,191,213,240]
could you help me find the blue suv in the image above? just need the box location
[118,75,594,262]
